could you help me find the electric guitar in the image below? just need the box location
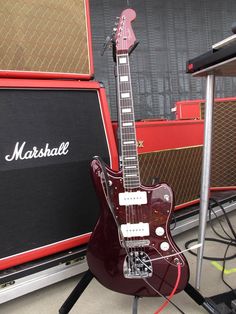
[87,8,189,297]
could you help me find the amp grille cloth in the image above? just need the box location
[139,146,202,207]
[0,0,90,75]
[201,101,236,188]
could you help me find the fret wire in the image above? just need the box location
[122,150,137,153]
[123,169,139,172]
[123,170,139,172]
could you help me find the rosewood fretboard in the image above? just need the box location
[116,52,140,190]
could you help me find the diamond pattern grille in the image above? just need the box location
[138,146,202,207]
[0,0,90,75]
[201,101,236,187]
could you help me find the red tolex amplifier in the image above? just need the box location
[0,79,118,270]
[113,119,204,210]
[174,100,202,120]
[0,0,94,80]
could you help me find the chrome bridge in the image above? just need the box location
[122,239,150,248]
[123,251,153,279]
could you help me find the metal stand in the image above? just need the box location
[59,270,221,314]
[132,296,139,314]
[196,74,215,289]
[59,269,141,314]
[190,49,236,289]
[59,269,94,314]
[184,283,222,314]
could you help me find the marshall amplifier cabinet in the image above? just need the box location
[0,79,118,270]
[113,120,204,210]
[175,97,236,189]
[0,0,93,79]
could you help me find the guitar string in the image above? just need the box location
[116,49,134,262]
[120,19,146,272]
[121,17,181,277]
[123,59,136,261]
[125,32,147,262]
[104,13,187,314]
[122,56,134,255]
[127,54,145,260]
[121,24,141,260]
[118,17,186,310]
[118,12,183,290]
[119,19,135,262]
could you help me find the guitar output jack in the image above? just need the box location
[174,257,181,265]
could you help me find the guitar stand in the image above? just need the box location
[184,284,222,314]
[132,296,139,314]
[59,269,94,314]
[130,285,223,314]
[59,269,222,314]
[59,269,139,314]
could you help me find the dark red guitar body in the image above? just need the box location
[87,159,189,297]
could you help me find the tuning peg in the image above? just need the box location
[100,35,112,56]
[113,27,117,32]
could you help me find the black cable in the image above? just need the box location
[221,240,236,297]
[208,202,234,241]
[185,197,236,294]
[210,198,236,294]
[209,198,236,239]
[210,198,236,295]
[185,238,236,261]
[185,238,236,293]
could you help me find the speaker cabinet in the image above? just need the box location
[200,99,236,189]
[175,97,236,189]
[139,146,203,209]
[0,0,93,79]
[0,79,118,270]
[136,120,204,209]
[113,120,204,210]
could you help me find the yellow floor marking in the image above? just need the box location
[211,261,236,275]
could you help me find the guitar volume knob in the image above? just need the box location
[155,227,165,236]
[160,242,170,251]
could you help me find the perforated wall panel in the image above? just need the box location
[90,0,236,120]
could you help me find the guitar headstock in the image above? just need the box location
[115,8,137,54]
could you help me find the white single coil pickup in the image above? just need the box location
[118,190,147,206]
[121,222,150,237]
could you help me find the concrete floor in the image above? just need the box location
[0,211,235,314]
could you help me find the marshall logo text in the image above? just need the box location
[5,141,70,162]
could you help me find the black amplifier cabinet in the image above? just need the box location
[0,79,118,270]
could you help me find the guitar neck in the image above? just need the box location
[116,52,140,189]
